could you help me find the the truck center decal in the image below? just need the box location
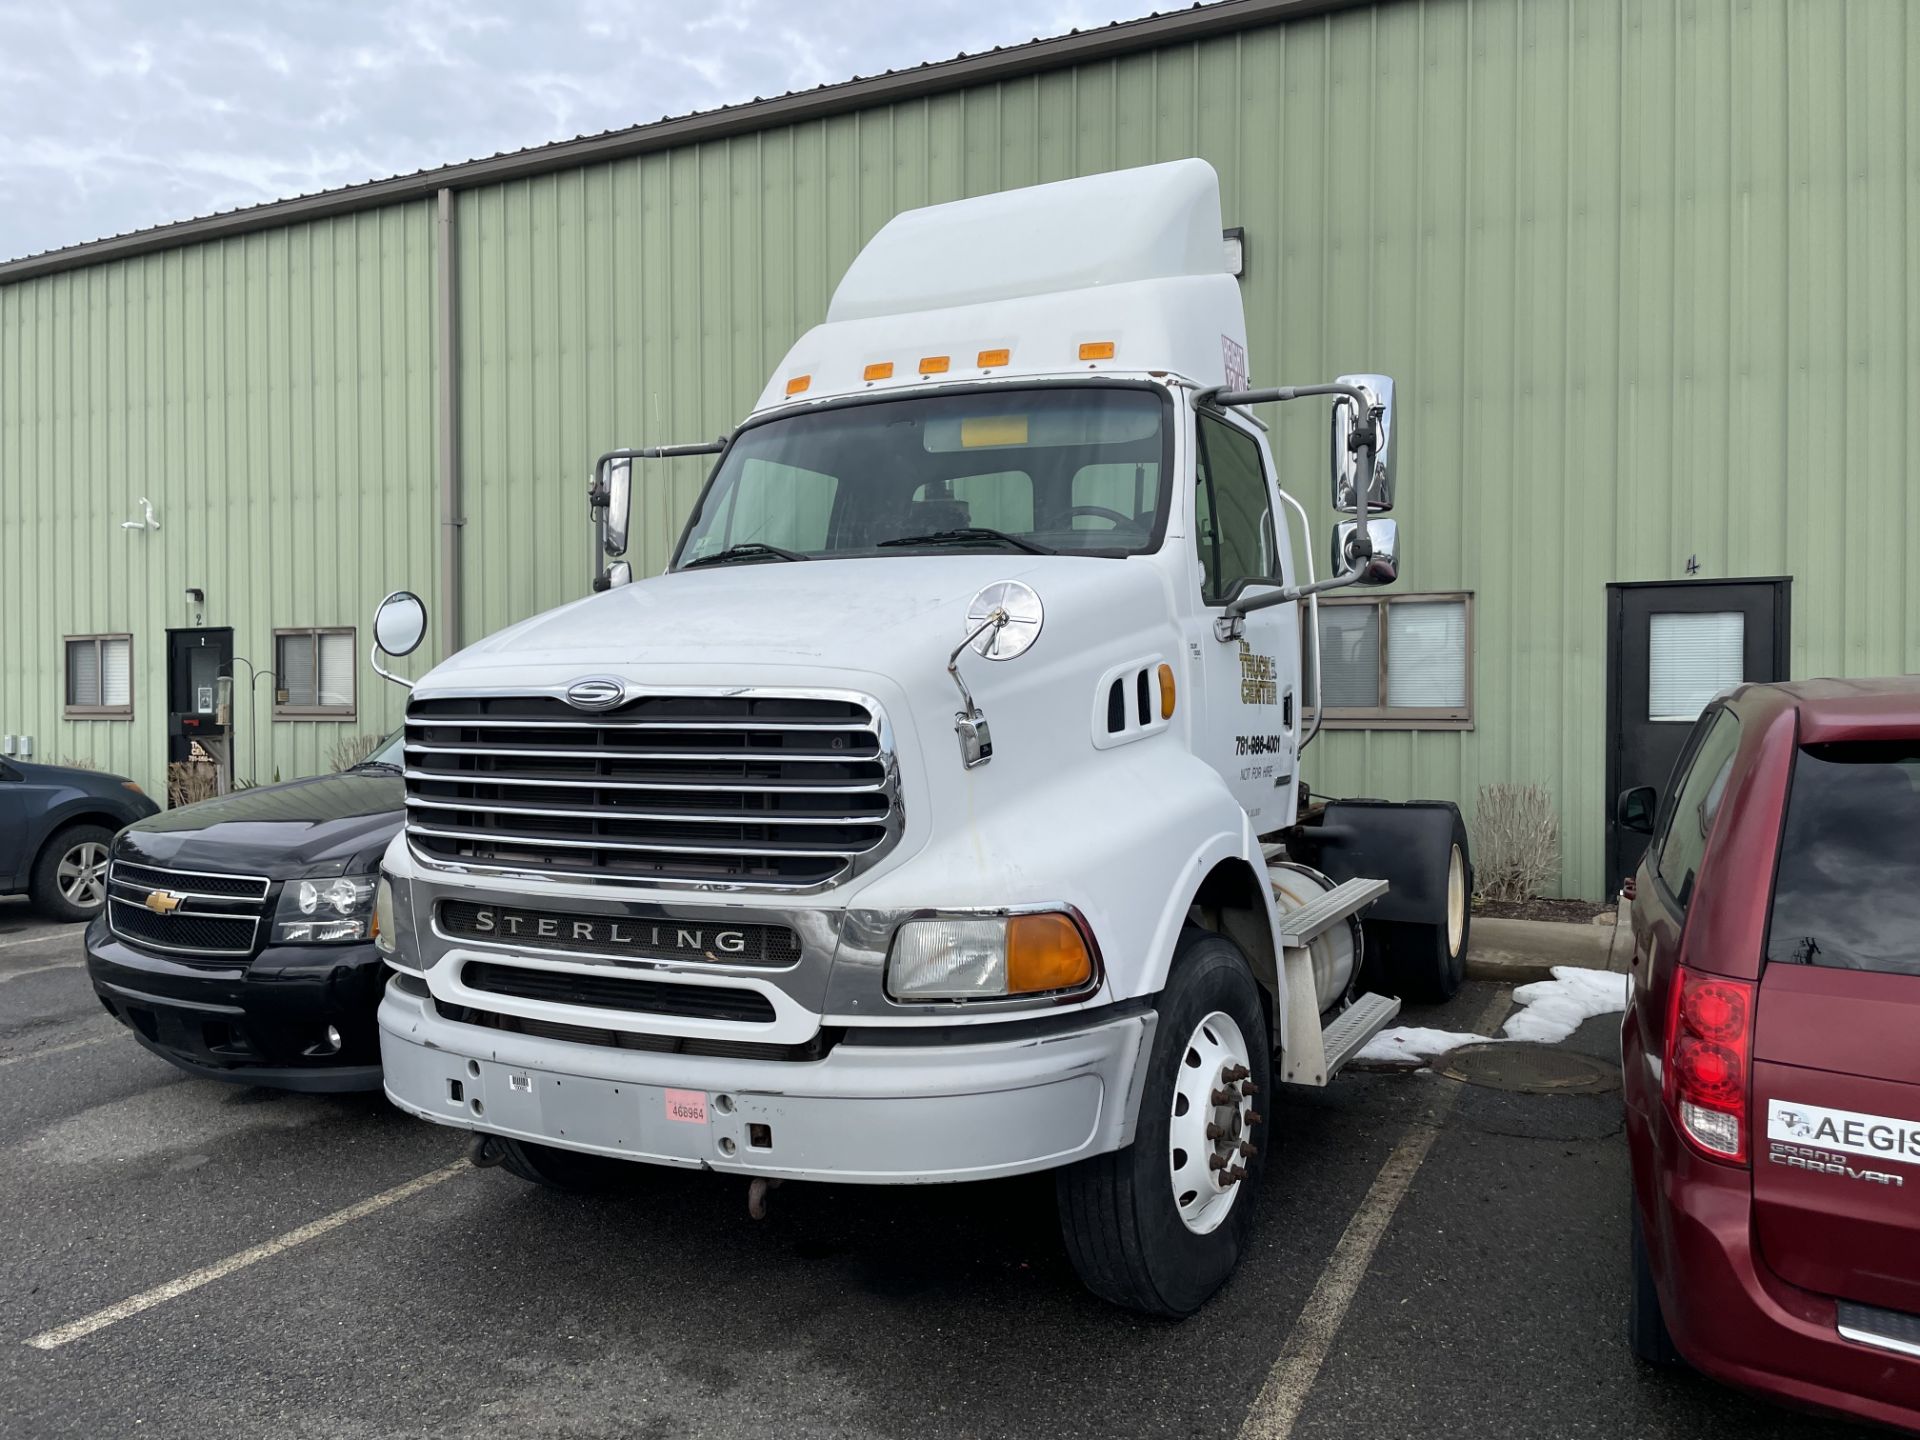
[1238,641,1279,706]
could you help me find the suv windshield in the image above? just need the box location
[1766,742,1920,975]
[673,386,1169,565]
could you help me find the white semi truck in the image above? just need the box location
[366,159,1472,1316]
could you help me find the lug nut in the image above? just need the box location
[1226,1165,1247,1183]
[1211,1087,1238,1106]
[1206,1122,1227,1140]
[1209,1153,1230,1172]
[1222,1064,1250,1082]
[1247,1110,1264,1127]
[1240,1080,1259,1096]
[1238,1142,1259,1159]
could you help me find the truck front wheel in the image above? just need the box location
[1056,927,1270,1317]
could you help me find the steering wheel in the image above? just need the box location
[1065,504,1135,529]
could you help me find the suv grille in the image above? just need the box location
[106,860,270,960]
[404,693,899,889]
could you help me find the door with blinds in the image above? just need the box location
[165,628,234,797]
[1604,579,1789,891]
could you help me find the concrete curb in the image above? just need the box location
[1465,904,1631,985]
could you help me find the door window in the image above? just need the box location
[1652,705,1742,909]
[1765,743,1920,975]
[1648,611,1744,721]
[1193,416,1274,605]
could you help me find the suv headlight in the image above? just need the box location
[272,875,377,944]
[886,912,1095,1001]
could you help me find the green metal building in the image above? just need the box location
[2,0,1914,897]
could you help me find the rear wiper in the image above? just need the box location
[876,527,1054,555]
[681,542,812,570]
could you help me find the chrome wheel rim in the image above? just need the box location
[1445,844,1467,955]
[1169,1009,1255,1236]
[57,842,109,909]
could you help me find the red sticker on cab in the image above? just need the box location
[664,1088,708,1125]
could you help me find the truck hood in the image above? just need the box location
[114,770,404,880]
[419,553,1167,687]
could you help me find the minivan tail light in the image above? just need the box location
[1663,965,1755,1165]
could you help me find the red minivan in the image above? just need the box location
[1621,678,1920,1431]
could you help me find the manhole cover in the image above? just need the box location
[1440,1043,1619,1095]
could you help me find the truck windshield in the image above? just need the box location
[674,386,1169,564]
[1765,742,1920,976]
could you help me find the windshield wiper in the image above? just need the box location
[350,760,403,774]
[876,527,1054,555]
[681,542,812,570]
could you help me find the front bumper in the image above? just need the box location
[85,918,386,1092]
[379,979,1154,1183]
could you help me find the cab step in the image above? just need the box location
[1321,992,1402,1078]
[1271,875,1389,947]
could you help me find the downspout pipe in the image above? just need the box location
[436,187,463,660]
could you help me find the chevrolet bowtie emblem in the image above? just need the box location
[143,890,183,915]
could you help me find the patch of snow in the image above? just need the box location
[1353,965,1631,1068]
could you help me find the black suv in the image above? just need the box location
[0,758,159,920]
[84,734,403,1092]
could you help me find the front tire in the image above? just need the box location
[30,824,113,922]
[1056,927,1271,1317]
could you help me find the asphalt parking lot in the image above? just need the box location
[0,900,1873,1439]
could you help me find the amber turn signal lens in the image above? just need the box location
[863,361,894,381]
[1007,913,1094,994]
[1078,340,1116,361]
[785,374,811,395]
[1157,663,1176,719]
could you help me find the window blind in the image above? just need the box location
[1319,604,1381,708]
[278,633,318,707]
[1385,601,1467,708]
[1648,611,1743,722]
[100,637,131,707]
[67,641,101,707]
[317,633,354,709]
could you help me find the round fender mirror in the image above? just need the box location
[373,590,429,657]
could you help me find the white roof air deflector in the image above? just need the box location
[827,159,1228,322]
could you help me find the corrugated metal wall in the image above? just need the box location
[0,204,439,792]
[4,0,1914,894]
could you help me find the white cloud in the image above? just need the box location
[0,0,1170,262]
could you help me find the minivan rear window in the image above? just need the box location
[1766,742,1920,976]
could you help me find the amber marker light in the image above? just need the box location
[785,374,811,396]
[1158,664,1177,720]
[863,361,895,382]
[1078,341,1116,361]
[977,347,1011,368]
[918,355,950,375]
[1007,913,1095,994]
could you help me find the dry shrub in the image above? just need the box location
[166,761,220,808]
[59,756,100,770]
[1470,782,1562,902]
[330,732,385,771]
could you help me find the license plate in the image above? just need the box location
[664,1088,708,1125]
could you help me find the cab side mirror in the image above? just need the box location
[1331,518,1398,587]
[595,456,633,558]
[371,590,429,691]
[1616,785,1659,835]
[1330,373,1395,514]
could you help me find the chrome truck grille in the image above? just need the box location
[403,692,900,890]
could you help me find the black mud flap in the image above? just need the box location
[1283,799,1468,925]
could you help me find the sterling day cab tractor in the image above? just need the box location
[367,160,1472,1316]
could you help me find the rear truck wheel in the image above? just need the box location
[1055,927,1271,1317]
[1629,1202,1684,1368]
[29,824,113,922]
[497,1137,639,1194]
[1378,822,1472,1005]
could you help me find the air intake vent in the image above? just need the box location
[404,692,900,890]
[1095,657,1173,749]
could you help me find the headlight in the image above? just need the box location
[887,912,1094,1001]
[272,875,376,944]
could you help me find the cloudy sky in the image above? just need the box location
[0,0,1172,263]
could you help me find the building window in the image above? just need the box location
[64,635,134,718]
[1307,594,1472,729]
[274,629,357,719]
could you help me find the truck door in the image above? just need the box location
[1189,411,1298,830]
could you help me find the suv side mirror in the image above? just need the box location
[1331,373,1395,514]
[1616,785,1658,835]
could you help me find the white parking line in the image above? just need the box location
[0,961,84,984]
[0,1032,115,1069]
[1238,987,1511,1440]
[0,927,84,951]
[25,1160,470,1350]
